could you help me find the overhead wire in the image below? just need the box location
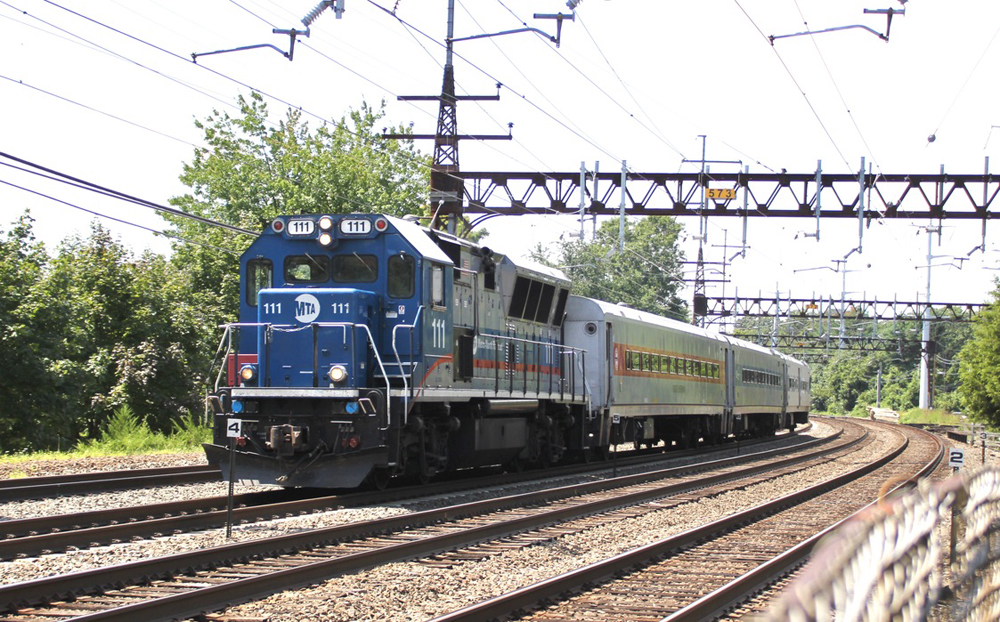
[28,0,463,191]
[928,21,1000,144]
[0,151,258,236]
[731,0,851,171]
[0,176,241,255]
[0,73,197,148]
[571,11,685,160]
[1,4,434,229]
[367,0,625,165]
[455,0,560,172]
[1,0,239,112]
[790,0,883,177]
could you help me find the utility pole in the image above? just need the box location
[918,224,942,409]
[383,2,572,233]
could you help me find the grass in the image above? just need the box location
[0,406,211,465]
[898,408,966,426]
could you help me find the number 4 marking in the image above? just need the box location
[226,418,242,438]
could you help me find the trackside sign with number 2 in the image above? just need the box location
[949,448,965,468]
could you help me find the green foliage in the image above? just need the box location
[0,96,434,454]
[78,405,210,454]
[531,217,687,320]
[752,311,970,416]
[0,212,61,449]
[898,408,965,426]
[0,216,213,452]
[958,281,1000,426]
[165,93,429,320]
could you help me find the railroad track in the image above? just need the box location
[0,428,814,560]
[429,421,944,622]
[0,466,221,502]
[0,421,859,622]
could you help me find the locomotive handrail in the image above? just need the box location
[211,325,231,392]
[481,332,588,402]
[213,321,392,430]
[391,305,424,425]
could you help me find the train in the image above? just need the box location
[204,213,810,489]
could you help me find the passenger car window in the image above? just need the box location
[285,255,329,283]
[333,254,378,283]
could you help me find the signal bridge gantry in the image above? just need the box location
[458,168,999,222]
[703,295,984,323]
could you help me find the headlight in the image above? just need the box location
[328,365,348,383]
[318,232,333,246]
[239,364,257,383]
[318,215,334,230]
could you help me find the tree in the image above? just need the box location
[0,212,61,449]
[0,222,212,451]
[532,217,687,320]
[164,92,430,325]
[958,281,1000,425]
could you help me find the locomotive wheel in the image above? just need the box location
[507,456,526,473]
[368,467,392,491]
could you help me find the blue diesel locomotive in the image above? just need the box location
[205,213,809,488]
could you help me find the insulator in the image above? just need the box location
[302,0,332,27]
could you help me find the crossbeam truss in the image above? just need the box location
[705,295,984,322]
[707,295,982,356]
[459,170,998,220]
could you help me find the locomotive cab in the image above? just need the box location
[205,213,455,488]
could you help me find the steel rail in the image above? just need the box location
[0,425,850,618]
[661,425,945,622]
[426,423,932,622]
[0,466,220,502]
[0,426,816,559]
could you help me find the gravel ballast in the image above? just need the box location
[0,420,891,622]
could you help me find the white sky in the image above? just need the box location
[2,0,999,321]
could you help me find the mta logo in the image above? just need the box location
[294,294,321,323]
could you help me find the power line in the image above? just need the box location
[731,0,851,171]
[26,0,458,189]
[367,0,625,165]
[929,21,1000,143]
[0,0,239,111]
[0,74,197,148]
[573,11,685,159]
[0,151,257,236]
[790,0,883,176]
[0,177,241,255]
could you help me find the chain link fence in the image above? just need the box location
[770,466,1000,621]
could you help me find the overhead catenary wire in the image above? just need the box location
[731,0,852,172]
[790,0,884,177]
[928,21,1000,144]
[0,151,258,237]
[0,177,241,255]
[572,11,685,160]
[23,0,464,190]
[0,73,198,148]
[366,0,625,165]
[2,1,437,230]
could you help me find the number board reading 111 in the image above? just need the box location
[340,219,372,235]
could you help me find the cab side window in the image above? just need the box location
[431,265,445,307]
[246,259,273,307]
[388,254,415,298]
